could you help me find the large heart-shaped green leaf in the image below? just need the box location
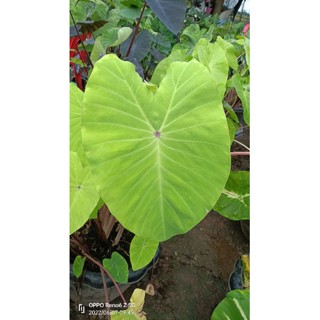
[82,54,230,241]
[70,152,100,234]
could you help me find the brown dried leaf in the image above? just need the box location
[145,283,155,296]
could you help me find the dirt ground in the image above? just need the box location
[123,212,249,320]
[70,121,250,320]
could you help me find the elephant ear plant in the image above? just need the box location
[70,1,250,317]
[81,54,231,242]
[70,51,231,301]
[69,29,252,320]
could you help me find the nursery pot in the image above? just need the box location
[70,246,161,306]
[228,258,243,291]
[228,254,249,291]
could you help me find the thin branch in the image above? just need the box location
[70,10,94,69]
[70,238,128,305]
[231,151,250,156]
[125,2,147,57]
[100,267,111,320]
[233,139,250,151]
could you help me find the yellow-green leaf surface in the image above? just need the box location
[70,152,100,234]
[130,236,159,271]
[192,38,229,101]
[70,84,86,164]
[216,36,238,70]
[82,54,230,241]
[150,49,188,86]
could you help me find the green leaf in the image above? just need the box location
[151,49,189,86]
[101,28,119,48]
[227,117,239,145]
[101,27,132,48]
[81,0,107,5]
[111,27,132,46]
[224,102,240,124]
[70,57,86,67]
[130,236,159,271]
[92,3,110,21]
[211,289,250,320]
[82,54,231,241]
[180,24,202,45]
[119,7,141,19]
[228,73,250,126]
[214,171,250,220]
[243,37,250,68]
[102,252,129,283]
[90,36,105,65]
[70,0,88,23]
[192,38,229,101]
[89,197,105,219]
[72,255,86,278]
[70,84,88,166]
[70,152,100,234]
[216,36,238,70]
[121,0,143,7]
[224,103,240,145]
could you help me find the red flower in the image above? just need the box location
[243,23,250,37]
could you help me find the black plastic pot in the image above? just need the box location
[70,246,161,305]
[228,258,243,291]
[228,254,250,291]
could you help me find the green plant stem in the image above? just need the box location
[69,10,94,69]
[70,238,128,305]
[125,2,147,57]
[231,151,250,156]
[100,267,111,320]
